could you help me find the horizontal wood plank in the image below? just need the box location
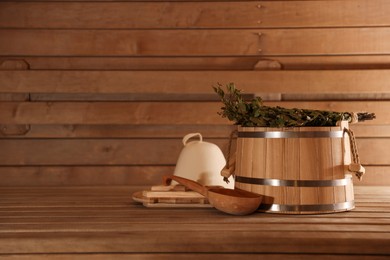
[354,166,390,186]
[0,231,388,255]
[28,93,226,102]
[0,139,228,166]
[0,137,387,166]
[350,125,390,138]
[2,70,390,94]
[0,124,386,139]
[282,93,390,101]
[1,220,390,233]
[0,93,29,101]
[0,29,260,56]
[272,55,390,70]
[1,255,388,260]
[1,1,390,29]
[0,2,260,29]
[5,55,390,71]
[1,28,390,56]
[0,125,235,138]
[0,102,227,125]
[256,0,390,28]
[358,139,390,165]
[1,57,259,71]
[0,165,387,187]
[0,166,172,187]
[0,101,386,125]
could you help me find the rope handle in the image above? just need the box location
[343,127,365,181]
[221,129,238,184]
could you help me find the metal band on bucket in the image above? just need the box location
[235,176,352,187]
[238,130,343,139]
[258,201,355,212]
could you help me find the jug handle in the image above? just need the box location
[182,133,202,146]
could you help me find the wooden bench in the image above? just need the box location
[1,186,389,258]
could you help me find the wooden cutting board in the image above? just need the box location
[132,185,212,208]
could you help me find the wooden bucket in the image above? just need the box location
[234,122,355,214]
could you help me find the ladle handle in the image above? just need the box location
[163,175,208,197]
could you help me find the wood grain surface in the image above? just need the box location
[0,186,389,257]
[2,28,390,56]
[1,0,390,188]
[0,2,388,257]
[2,70,390,94]
[2,1,390,29]
[4,56,390,71]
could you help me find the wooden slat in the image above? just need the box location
[0,165,386,187]
[1,57,260,71]
[28,92,389,102]
[350,125,390,138]
[273,55,390,70]
[257,0,390,28]
[0,2,260,29]
[2,215,390,232]
[0,137,387,166]
[282,93,390,101]
[0,101,386,125]
[2,1,390,29]
[1,254,388,260]
[0,102,227,125]
[354,166,390,186]
[0,29,260,56]
[0,230,389,255]
[0,207,389,219]
[260,27,390,56]
[0,164,388,188]
[0,93,29,101]
[28,93,225,102]
[1,28,390,56]
[2,70,390,94]
[1,220,390,233]
[0,139,228,166]
[0,124,387,139]
[0,125,235,138]
[6,56,390,71]
[0,166,172,187]
[358,139,390,165]
[0,59,29,70]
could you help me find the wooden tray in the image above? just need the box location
[132,185,212,208]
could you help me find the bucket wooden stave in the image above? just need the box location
[234,122,354,214]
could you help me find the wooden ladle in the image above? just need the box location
[163,175,262,215]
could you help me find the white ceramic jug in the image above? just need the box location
[173,133,234,188]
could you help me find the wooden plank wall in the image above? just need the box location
[0,0,390,187]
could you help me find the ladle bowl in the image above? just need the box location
[164,175,262,215]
